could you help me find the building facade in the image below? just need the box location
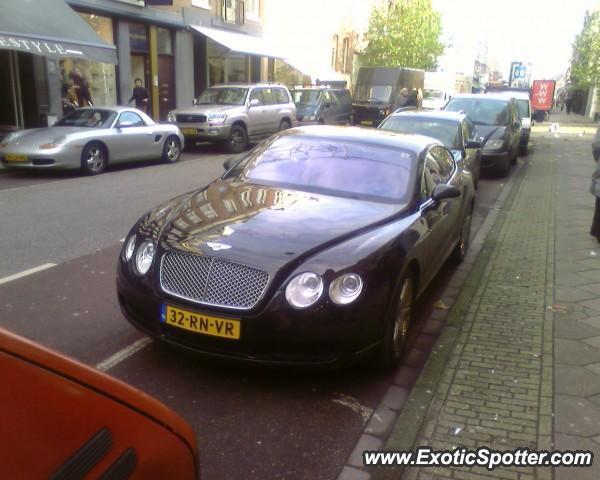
[1,0,273,127]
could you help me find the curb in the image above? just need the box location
[336,151,529,480]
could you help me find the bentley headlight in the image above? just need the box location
[329,273,363,305]
[167,111,176,122]
[484,139,504,150]
[285,272,323,308]
[207,113,227,124]
[135,241,155,275]
[124,234,136,261]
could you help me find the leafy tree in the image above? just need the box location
[360,0,445,70]
[570,10,600,89]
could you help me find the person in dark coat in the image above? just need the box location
[129,78,150,113]
[70,68,93,107]
[590,156,600,241]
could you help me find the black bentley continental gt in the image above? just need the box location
[117,126,475,368]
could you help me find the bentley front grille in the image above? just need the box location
[160,252,269,310]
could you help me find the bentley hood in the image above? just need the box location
[158,180,403,272]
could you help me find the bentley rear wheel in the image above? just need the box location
[375,273,414,370]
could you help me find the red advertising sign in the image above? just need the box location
[531,80,556,111]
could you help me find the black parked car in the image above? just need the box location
[117,126,475,368]
[291,87,352,125]
[444,94,521,177]
[379,110,482,188]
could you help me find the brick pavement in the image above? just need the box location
[374,129,600,479]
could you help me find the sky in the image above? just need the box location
[432,0,600,79]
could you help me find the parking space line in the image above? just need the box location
[95,337,153,372]
[0,263,57,285]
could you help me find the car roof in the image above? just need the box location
[210,83,287,89]
[291,86,348,91]
[449,93,513,102]
[496,90,531,100]
[281,125,441,152]
[388,110,465,123]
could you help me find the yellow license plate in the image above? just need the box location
[181,128,197,135]
[360,120,373,126]
[5,153,27,162]
[161,304,240,340]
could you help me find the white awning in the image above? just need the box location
[190,25,285,59]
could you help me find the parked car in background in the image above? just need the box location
[0,107,183,175]
[0,327,198,479]
[117,126,475,369]
[444,94,521,177]
[168,83,296,153]
[379,110,482,188]
[352,67,424,127]
[500,91,532,154]
[291,86,352,125]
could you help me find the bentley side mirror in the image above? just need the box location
[432,184,461,202]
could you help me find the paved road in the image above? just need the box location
[0,142,514,480]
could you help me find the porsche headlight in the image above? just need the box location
[39,136,67,150]
[207,113,227,124]
[135,241,155,275]
[167,111,176,122]
[329,273,363,305]
[484,138,504,150]
[124,234,136,261]
[285,272,323,308]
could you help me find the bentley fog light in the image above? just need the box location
[135,241,155,275]
[124,234,136,261]
[329,273,363,305]
[285,272,323,308]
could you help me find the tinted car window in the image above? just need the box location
[515,99,530,117]
[249,88,263,105]
[431,146,454,181]
[274,88,290,104]
[55,109,116,128]
[380,116,460,149]
[292,90,321,105]
[422,154,443,197]
[445,98,510,126]
[261,88,277,105]
[240,136,416,203]
[197,87,248,106]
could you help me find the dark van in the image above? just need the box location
[352,67,425,127]
[291,87,353,125]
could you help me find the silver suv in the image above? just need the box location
[168,83,296,153]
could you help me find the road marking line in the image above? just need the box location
[96,337,153,372]
[0,263,57,285]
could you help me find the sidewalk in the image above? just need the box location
[375,128,600,479]
[532,110,598,135]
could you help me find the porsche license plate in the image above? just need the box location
[360,120,373,126]
[5,153,27,163]
[161,304,240,340]
[181,128,197,136]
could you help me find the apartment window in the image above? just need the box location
[192,0,211,8]
[222,0,244,24]
[246,0,259,20]
[331,34,339,69]
[341,37,349,73]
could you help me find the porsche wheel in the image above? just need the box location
[375,273,414,370]
[162,136,181,164]
[81,142,106,175]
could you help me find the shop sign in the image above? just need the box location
[0,35,78,56]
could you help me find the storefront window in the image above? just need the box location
[246,0,260,20]
[60,13,116,110]
[207,40,248,86]
[129,23,149,53]
[157,27,172,55]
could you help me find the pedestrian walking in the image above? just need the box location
[565,89,574,115]
[129,78,150,113]
[590,157,600,242]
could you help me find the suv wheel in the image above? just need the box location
[226,125,248,153]
[278,119,291,131]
